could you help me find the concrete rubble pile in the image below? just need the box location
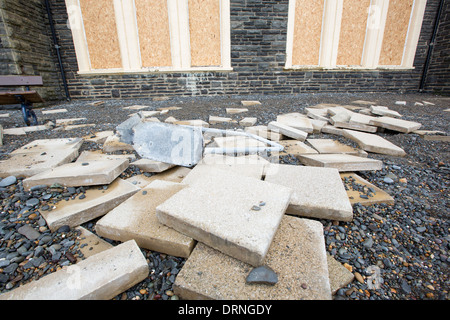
[0,101,432,300]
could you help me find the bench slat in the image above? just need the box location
[0,76,43,87]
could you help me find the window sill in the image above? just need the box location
[77,67,234,76]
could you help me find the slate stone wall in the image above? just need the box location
[7,0,446,101]
[0,0,64,101]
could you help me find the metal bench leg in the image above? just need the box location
[21,102,38,126]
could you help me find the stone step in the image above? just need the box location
[96,180,195,258]
[173,215,332,300]
[22,158,130,190]
[156,167,292,266]
[39,178,139,231]
[265,164,353,221]
[0,240,148,300]
[342,129,406,157]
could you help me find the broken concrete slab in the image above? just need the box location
[0,138,83,178]
[76,151,135,163]
[126,166,192,188]
[241,101,261,106]
[102,134,135,153]
[174,119,209,127]
[333,121,378,133]
[39,178,139,231]
[209,116,236,124]
[0,240,148,300]
[185,155,266,180]
[321,125,345,136]
[298,154,383,172]
[156,168,292,266]
[239,117,257,127]
[245,126,283,141]
[41,108,68,115]
[310,119,328,133]
[352,100,376,106]
[75,226,113,259]
[96,180,195,258]
[368,116,422,133]
[23,158,129,190]
[226,108,248,114]
[370,106,402,118]
[277,140,318,156]
[164,116,178,124]
[349,113,379,126]
[131,159,175,173]
[55,118,87,125]
[173,215,331,300]
[423,135,450,142]
[122,105,150,110]
[268,121,307,141]
[276,113,314,133]
[326,254,354,295]
[132,122,204,167]
[307,139,363,156]
[343,129,406,157]
[83,131,114,144]
[213,135,266,149]
[3,124,51,135]
[305,107,329,122]
[341,172,394,206]
[265,164,353,221]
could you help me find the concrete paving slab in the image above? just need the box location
[122,105,150,110]
[55,118,87,125]
[39,178,139,231]
[75,226,113,259]
[76,151,135,163]
[131,159,175,173]
[310,119,328,133]
[173,215,331,300]
[341,172,394,206]
[209,116,235,124]
[174,120,209,127]
[276,113,314,133]
[423,135,450,142]
[239,117,257,127]
[305,107,329,122]
[369,116,422,133]
[333,121,378,133]
[3,125,51,135]
[132,122,203,167]
[213,135,266,149]
[241,101,261,106]
[83,131,114,144]
[156,168,292,266]
[370,106,402,118]
[102,134,135,153]
[307,139,363,155]
[349,113,379,126]
[321,125,345,136]
[277,140,318,156]
[226,108,248,114]
[96,180,195,258]
[42,108,68,115]
[22,158,129,190]
[298,154,383,172]
[265,164,353,221]
[326,254,354,295]
[0,240,148,300]
[343,129,406,157]
[126,166,192,188]
[185,155,266,180]
[245,126,283,141]
[0,139,83,178]
[268,121,308,141]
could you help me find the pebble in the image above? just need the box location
[0,176,17,187]
[246,266,278,285]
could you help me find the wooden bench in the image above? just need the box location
[0,75,44,126]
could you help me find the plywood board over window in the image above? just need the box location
[291,0,324,66]
[188,0,222,67]
[337,0,371,66]
[78,0,122,70]
[379,0,415,66]
[135,0,172,68]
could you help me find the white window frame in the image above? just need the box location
[285,0,427,70]
[65,0,232,75]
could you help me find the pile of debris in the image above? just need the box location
[0,101,432,300]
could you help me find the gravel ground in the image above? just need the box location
[0,92,448,300]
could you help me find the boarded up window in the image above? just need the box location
[379,0,415,66]
[291,0,324,66]
[336,0,371,66]
[189,0,222,67]
[79,0,122,70]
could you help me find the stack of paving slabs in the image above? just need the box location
[0,138,83,178]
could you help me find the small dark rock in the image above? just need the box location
[246,266,278,285]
